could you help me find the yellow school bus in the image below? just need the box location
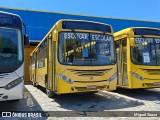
[114,27,160,89]
[30,19,117,97]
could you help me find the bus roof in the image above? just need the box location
[0,10,20,18]
[57,19,113,26]
[114,27,160,39]
[0,10,22,29]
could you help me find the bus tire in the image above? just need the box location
[32,75,37,87]
[45,82,55,98]
[11,99,20,102]
[32,81,37,87]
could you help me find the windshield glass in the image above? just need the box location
[59,32,116,66]
[131,37,160,65]
[0,27,23,72]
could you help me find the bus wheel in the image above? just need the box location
[11,99,20,102]
[45,83,54,98]
[32,81,37,87]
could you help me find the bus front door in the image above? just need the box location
[33,52,37,86]
[122,40,128,86]
[47,35,56,92]
[115,40,123,86]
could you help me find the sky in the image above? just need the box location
[0,0,160,22]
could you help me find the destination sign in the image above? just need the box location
[134,38,160,44]
[64,33,89,40]
[63,32,113,42]
[91,34,113,42]
[134,38,153,43]
[62,21,111,33]
[155,38,160,44]
[0,13,22,29]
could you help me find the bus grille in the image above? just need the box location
[145,83,160,87]
[74,85,107,91]
[68,69,112,76]
[74,80,107,83]
[142,69,160,75]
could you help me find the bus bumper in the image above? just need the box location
[57,78,117,94]
[0,82,23,101]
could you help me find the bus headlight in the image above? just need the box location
[4,77,24,90]
[58,74,74,84]
[131,72,144,80]
[108,73,117,82]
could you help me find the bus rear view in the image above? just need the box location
[0,11,24,101]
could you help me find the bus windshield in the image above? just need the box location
[59,32,116,66]
[0,27,23,72]
[131,37,160,65]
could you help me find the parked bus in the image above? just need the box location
[114,27,160,89]
[30,19,117,97]
[0,11,28,101]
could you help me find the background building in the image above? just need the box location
[0,7,160,83]
[0,7,160,41]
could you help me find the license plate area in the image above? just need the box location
[87,85,97,90]
[153,82,160,86]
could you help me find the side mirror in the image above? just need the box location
[24,34,29,46]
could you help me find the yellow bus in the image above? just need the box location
[30,19,117,97]
[114,27,160,89]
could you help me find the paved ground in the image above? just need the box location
[0,85,159,120]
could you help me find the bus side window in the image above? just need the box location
[115,41,120,61]
[44,39,47,58]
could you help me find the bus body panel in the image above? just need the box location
[36,60,47,88]
[0,72,19,87]
[56,64,117,94]
[130,64,160,88]
[0,82,23,101]
[0,64,24,101]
